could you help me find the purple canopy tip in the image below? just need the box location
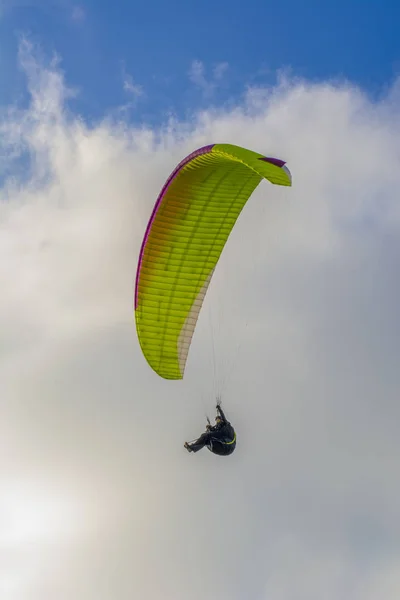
[259,156,286,168]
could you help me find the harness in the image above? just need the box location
[208,431,236,450]
[223,432,236,445]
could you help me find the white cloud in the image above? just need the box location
[1,41,400,600]
[122,73,144,99]
[189,59,229,98]
[118,64,144,116]
[213,61,229,80]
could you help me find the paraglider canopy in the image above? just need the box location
[135,143,292,379]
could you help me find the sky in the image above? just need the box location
[0,2,400,599]
[0,0,399,121]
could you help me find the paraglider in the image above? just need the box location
[134,143,291,455]
[134,143,292,380]
[184,401,236,456]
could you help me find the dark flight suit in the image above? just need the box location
[185,404,236,456]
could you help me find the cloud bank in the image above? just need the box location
[1,40,400,600]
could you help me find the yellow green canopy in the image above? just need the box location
[135,143,292,379]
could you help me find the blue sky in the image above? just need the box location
[0,0,398,125]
